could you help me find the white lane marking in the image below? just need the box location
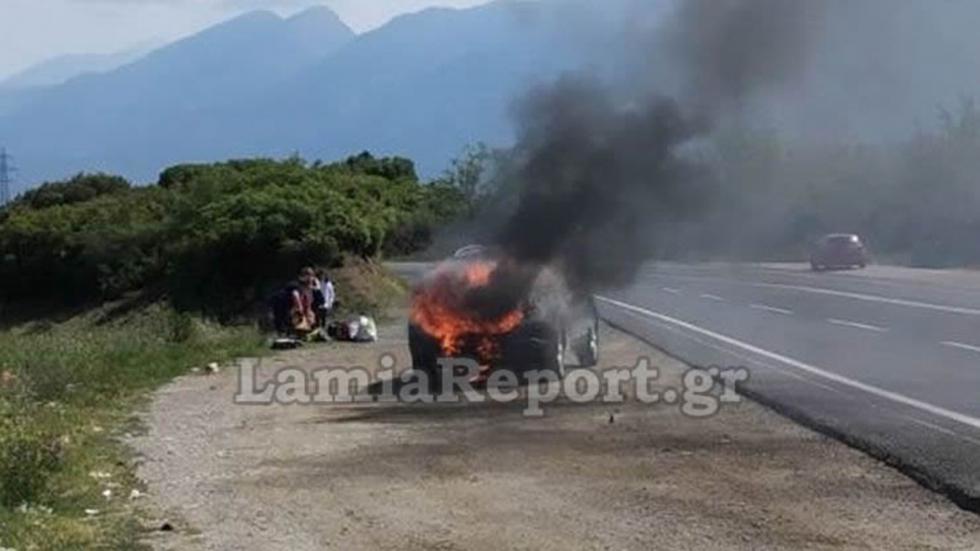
[614,309,823,388]
[597,296,980,431]
[700,293,726,302]
[941,341,980,354]
[662,287,681,295]
[750,303,793,315]
[752,282,980,317]
[827,318,888,333]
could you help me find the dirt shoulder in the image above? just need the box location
[131,306,980,550]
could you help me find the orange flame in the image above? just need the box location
[411,260,524,362]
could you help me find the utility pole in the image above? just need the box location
[0,147,13,206]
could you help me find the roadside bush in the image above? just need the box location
[0,186,167,305]
[0,304,265,547]
[14,173,130,210]
[0,406,65,507]
[167,310,198,343]
[330,256,407,316]
[0,152,466,315]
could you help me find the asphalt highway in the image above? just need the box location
[392,260,980,510]
[598,263,980,511]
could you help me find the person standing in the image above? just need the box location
[316,269,336,325]
[290,267,318,334]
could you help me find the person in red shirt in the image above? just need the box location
[289,267,318,335]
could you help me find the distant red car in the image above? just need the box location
[810,234,869,271]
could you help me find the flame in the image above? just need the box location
[411,260,525,362]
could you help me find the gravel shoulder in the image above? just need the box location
[132,305,980,550]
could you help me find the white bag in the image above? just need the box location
[348,315,378,343]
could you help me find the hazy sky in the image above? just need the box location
[1,0,491,79]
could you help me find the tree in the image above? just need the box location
[0,154,468,314]
[341,151,418,181]
[15,173,130,209]
[438,143,497,216]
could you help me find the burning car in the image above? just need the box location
[409,245,599,383]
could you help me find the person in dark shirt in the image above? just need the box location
[271,267,317,336]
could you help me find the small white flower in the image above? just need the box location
[84,508,100,516]
[102,489,112,499]
[130,489,143,500]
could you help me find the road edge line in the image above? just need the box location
[596,295,980,431]
[596,295,980,513]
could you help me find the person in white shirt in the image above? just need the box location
[315,269,336,325]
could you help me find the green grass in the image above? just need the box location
[332,257,409,321]
[0,303,264,550]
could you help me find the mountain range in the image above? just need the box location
[3,0,980,192]
[0,5,358,188]
[0,49,150,90]
[0,1,602,189]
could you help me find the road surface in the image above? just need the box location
[599,262,980,511]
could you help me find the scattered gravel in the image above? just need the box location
[131,308,980,550]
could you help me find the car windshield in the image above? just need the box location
[827,235,859,245]
[453,244,490,259]
[3,1,980,549]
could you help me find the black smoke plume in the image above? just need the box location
[479,0,822,306]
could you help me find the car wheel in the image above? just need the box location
[521,330,565,379]
[552,331,567,378]
[408,325,442,389]
[575,325,599,368]
[503,323,566,381]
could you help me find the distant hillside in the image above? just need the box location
[0,6,355,188]
[253,1,599,176]
[0,0,649,188]
[5,0,980,191]
[0,1,622,188]
[0,49,148,90]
